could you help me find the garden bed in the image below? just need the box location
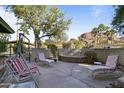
[58,55,86,63]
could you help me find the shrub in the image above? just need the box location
[0,33,10,53]
[47,44,58,58]
[0,41,7,52]
[62,42,71,49]
[83,51,97,64]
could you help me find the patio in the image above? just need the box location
[34,61,120,88]
[0,60,124,88]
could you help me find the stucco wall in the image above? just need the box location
[31,48,52,62]
[59,48,124,67]
[31,48,124,67]
[92,48,124,67]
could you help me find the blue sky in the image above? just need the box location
[0,5,114,43]
[57,5,114,39]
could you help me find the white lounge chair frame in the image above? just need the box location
[37,52,54,65]
[87,54,119,73]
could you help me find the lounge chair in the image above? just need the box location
[37,52,54,66]
[86,54,119,72]
[83,55,119,79]
[4,57,40,87]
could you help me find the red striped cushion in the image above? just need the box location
[15,58,25,72]
[5,58,39,76]
[6,58,24,74]
[6,59,19,74]
[13,61,20,72]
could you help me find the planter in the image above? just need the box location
[58,55,86,63]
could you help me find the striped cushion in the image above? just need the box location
[6,59,19,74]
[15,58,25,72]
[5,57,39,76]
[14,58,38,74]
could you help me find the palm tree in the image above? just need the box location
[91,24,110,48]
[104,29,115,47]
[91,27,99,47]
[110,29,115,43]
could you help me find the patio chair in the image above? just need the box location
[37,52,54,66]
[84,55,119,73]
[82,55,119,79]
[4,57,40,87]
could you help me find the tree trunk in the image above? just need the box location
[34,34,38,48]
[34,34,41,48]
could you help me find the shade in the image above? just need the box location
[0,17,15,34]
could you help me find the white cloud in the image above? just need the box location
[90,5,104,17]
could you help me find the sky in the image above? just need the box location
[0,5,115,43]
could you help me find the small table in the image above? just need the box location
[94,62,102,65]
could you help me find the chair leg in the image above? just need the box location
[0,68,9,83]
[37,69,41,75]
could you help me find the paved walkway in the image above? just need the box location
[35,61,116,88]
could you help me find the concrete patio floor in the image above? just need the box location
[35,61,117,88]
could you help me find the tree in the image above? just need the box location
[64,38,85,49]
[0,33,10,52]
[73,39,85,49]
[40,41,47,48]
[112,6,124,34]
[8,5,71,48]
[91,24,110,47]
[79,32,94,48]
[78,24,116,48]
[103,29,115,45]
[62,42,71,49]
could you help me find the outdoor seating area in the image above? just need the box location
[0,50,124,88]
[1,45,124,88]
[1,40,124,88]
[1,5,124,89]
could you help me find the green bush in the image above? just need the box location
[62,42,71,49]
[83,51,97,64]
[47,44,58,58]
[0,41,7,52]
[0,33,10,53]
